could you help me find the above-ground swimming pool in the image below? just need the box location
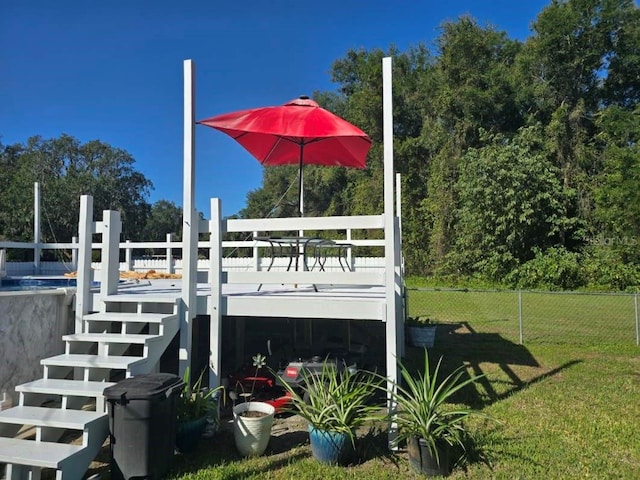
[0,278,74,404]
[0,277,99,292]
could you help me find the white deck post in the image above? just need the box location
[396,173,406,356]
[383,56,401,447]
[181,59,198,377]
[395,173,402,238]
[75,195,94,333]
[100,210,121,297]
[208,198,223,387]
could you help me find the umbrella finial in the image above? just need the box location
[286,96,318,107]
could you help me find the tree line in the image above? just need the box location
[0,134,183,260]
[1,0,638,290]
[241,0,640,291]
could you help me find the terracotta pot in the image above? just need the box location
[232,402,275,456]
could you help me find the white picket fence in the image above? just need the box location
[2,257,385,277]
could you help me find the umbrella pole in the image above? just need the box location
[298,145,304,218]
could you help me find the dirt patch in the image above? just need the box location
[64,270,182,280]
[59,413,394,479]
[81,413,313,479]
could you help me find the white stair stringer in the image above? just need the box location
[0,295,181,480]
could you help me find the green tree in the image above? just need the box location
[0,135,152,258]
[446,127,568,280]
[423,17,523,271]
[142,200,182,241]
[593,105,640,263]
[515,0,640,239]
[0,140,32,243]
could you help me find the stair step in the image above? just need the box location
[42,354,145,370]
[0,406,105,430]
[16,379,116,397]
[83,312,177,323]
[100,293,179,304]
[0,437,85,469]
[63,333,161,344]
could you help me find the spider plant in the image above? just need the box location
[389,349,485,463]
[278,361,383,446]
[177,367,224,423]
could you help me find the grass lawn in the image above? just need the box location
[407,288,639,345]
[86,291,640,479]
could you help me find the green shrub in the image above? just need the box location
[506,247,585,290]
[582,248,640,291]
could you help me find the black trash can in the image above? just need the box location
[104,373,184,480]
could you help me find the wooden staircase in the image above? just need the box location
[0,294,180,480]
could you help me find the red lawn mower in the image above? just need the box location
[226,338,366,413]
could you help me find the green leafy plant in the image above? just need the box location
[277,361,383,445]
[177,367,225,423]
[230,352,268,406]
[388,350,485,463]
[405,315,432,327]
[248,353,267,397]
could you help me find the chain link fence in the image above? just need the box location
[406,287,640,346]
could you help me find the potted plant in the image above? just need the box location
[278,360,383,465]
[405,315,437,348]
[176,367,224,454]
[231,353,276,457]
[388,349,484,477]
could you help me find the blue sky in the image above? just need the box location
[1,0,551,218]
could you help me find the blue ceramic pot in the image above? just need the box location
[176,416,207,454]
[308,425,352,465]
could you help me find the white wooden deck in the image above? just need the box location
[100,279,387,321]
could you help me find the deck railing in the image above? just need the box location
[0,218,388,279]
[213,214,388,288]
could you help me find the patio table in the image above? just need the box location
[253,236,337,291]
[308,241,354,272]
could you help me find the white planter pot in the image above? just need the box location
[233,401,275,457]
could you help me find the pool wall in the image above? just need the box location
[0,289,74,405]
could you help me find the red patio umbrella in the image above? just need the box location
[197,96,372,216]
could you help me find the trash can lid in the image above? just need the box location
[104,373,184,402]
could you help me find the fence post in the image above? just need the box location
[34,182,41,275]
[635,291,639,347]
[166,233,174,274]
[71,236,78,271]
[518,290,523,345]
[253,231,260,271]
[125,240,133,271]
[346,228,353,271]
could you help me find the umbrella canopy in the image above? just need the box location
[197,96,371,216]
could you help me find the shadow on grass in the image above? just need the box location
[404,321,583,409]
[165,427,310,479]
[212,451,310,480]
[268,429,310,454]
[352,426,399,467]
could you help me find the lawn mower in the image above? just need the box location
[227,338,366,413]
